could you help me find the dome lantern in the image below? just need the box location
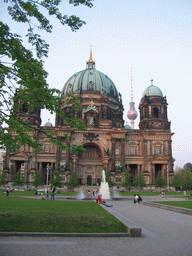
[86,45,95,69]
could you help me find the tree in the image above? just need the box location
[0,0,93,153]
[171,169,192,190]
[135,172,146,191]
[13,169,25,187]
[105,169,114,188]
[183,170,192,190]
[121,169,132,192]
[0,171,7,186]
[50,170,62,188]
[31,171,43,191]
[155,171,166,193]
[183,163,192,172]
[67,171,80,189]
[171,171,181,189]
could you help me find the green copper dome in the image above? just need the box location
[142,79,163,98]
[61,52,119,101]
[44,120,53,127]
[124,123,132,130]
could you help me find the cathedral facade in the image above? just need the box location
[4,52,174,187]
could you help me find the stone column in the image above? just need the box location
[121,139,125,172]
[144,140,148,172]
[72,155,77,172]
[111,138,115,171]
[39,162,42,176]
[66,140,70,171]
[152,164,155,185]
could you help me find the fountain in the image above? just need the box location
[113,190,120,200]
[98,170,111,200]
[76,190,85,200]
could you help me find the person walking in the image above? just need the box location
[6,186,10,196]
[51,187,56,200]
[45,186,49,200]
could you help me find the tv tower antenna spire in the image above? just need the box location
[127,67,138,129]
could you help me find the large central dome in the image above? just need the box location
[61,51,119,101]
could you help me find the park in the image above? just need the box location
[1,0,192,255]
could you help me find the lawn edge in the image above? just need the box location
[142,202,192,216]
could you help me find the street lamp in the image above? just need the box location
[46,163,50,186]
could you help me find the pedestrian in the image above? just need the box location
[97,194,113,207]
[51,187,56,200]
[138,194,142,203]
[6,186,10,196]
[45,186,49,200]
[93,189,95,196]
[134,194,139,204]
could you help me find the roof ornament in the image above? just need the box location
[86,45,95,69]
[151,78,153,85]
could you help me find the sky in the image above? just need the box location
[1,0,192,168]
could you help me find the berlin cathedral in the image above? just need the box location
[4,50,174,187]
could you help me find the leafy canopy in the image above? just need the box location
[155,171,166,192]
[50,170,62,188]
[0,0,92,153]
[121,169,132,191]
[13,169,25,187]
[135,172,146,191]
[171,169,192,190]
[31,170,43,189]
[67,170,80,189]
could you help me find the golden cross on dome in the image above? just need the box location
[89,44,93,52]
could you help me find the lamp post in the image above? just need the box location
[46,163,50,186]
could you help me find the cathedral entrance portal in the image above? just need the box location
[87,175,92,185]
[155,164,163,177]
[77,143,103,186]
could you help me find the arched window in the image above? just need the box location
[154,107,158,118]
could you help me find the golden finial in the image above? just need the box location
[88,45,93,62]
[151,78,153,85]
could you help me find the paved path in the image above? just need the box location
[1,198,192,256]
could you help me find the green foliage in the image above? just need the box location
[105,170,114,188]
[135,172,146,191]
[155,171,166,192]
[121,170,132,192]
[50,170,62,188]
[183,162,192,172]
[67,171,80,189]
[0,171,7,185]
[1,0,91,153]
[13,169,25,187]
[171,169,192,190]
[171,171,181,188]
[31,171,43,189]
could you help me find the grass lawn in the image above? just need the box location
[0,196,126,233]
[117,191,192,196]
[1,190,191,197]
[153,201,192,209]
[0,190,78,196]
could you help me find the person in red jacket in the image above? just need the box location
[97,194,113,207]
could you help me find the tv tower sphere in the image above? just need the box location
[127,102,138,120]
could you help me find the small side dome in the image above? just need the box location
[142,79,163,98]
[44,119,53,127]
[124,122,132,130]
